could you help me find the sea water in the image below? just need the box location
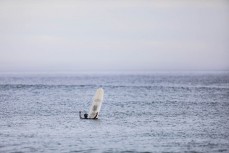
[0,72,229,153]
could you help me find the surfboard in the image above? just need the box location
[88,88,104,119]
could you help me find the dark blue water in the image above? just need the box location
[0,72,229,153]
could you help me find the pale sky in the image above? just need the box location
[0,0,229,72]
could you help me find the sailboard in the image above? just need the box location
[88,88,104,119]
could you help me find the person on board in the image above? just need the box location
[79,111,98,119]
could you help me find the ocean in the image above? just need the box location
[0,71,229,153]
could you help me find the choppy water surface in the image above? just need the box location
[0,72,229,153]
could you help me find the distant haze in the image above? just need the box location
[0,0,229,72]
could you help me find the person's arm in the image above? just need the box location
[79,111,83,119]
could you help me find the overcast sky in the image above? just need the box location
[0,0,228,72]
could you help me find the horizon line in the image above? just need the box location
[0,69,229,75]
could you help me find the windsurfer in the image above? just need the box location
[79,111,98,119]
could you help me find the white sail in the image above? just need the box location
[88,88,104,119]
